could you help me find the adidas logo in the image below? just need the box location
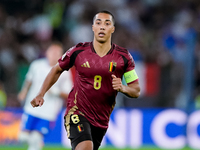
[81,61,90,68]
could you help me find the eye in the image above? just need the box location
[106,22,111,26]
[96,22,101,25]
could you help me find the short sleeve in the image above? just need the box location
[58,46,76,70]
[58,43,84,70]
[125,51,135,72]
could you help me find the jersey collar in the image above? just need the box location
[90,42,115,55]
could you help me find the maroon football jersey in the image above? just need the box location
[58,42,136,129]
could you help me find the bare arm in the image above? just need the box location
[112,74,140,98]
[18,80,32,103]
[30,63,64,107]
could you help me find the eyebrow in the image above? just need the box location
[96,19,112,22]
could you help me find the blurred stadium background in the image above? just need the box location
[0,0,200,149]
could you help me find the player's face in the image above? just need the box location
[92,13,115,43]
[46,45,63,66]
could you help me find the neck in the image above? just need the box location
[93,39,112,57]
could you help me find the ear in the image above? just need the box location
[111,26,115,33]
[92,25,94,32]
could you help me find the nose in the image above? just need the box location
[100,26,105,30]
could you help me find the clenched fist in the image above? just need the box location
[111,74,124,92]
[30,95,44,107]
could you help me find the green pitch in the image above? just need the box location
[0,145,194,150]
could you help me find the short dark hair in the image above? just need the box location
[93,10,115,25]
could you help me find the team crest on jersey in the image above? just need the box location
[109,61,117,72]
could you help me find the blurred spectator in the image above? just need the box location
[17,42,73,150]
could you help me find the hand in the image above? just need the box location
[30,95,44,107]
[111,74,123,92]
[17,91,26,103]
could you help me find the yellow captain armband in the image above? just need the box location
[124,69,138,84]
